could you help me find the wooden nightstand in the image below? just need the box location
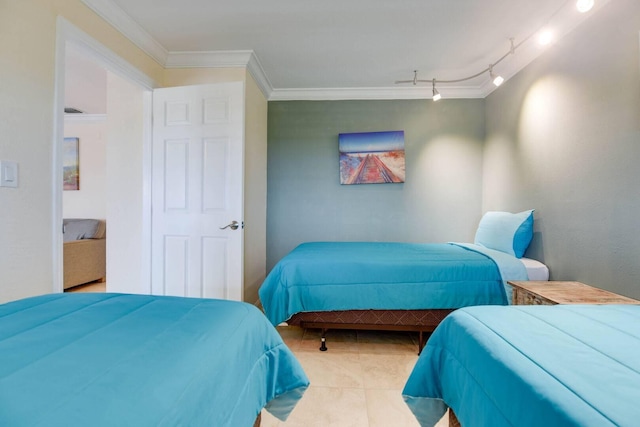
[507,281,639,305]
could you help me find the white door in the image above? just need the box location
[151,82,244,300]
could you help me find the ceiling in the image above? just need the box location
[71,0,609,104]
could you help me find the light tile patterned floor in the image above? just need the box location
[262,327,449,427]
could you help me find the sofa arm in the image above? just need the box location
[63,238,106,289]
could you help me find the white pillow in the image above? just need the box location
[474,210,534,258]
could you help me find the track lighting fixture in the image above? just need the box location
[395,36,520,97]
[432,79,441,101]
[394,1,597,100]
[489,64,504,87]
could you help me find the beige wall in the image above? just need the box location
[104,72,147,294]
[0,0,162,303]
[243,72,268,304]
[163,68,246,87]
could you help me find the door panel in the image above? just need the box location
[152,82,244,301]
[164,140,189,211]
[164,235,189,296]
[202,138,228,211]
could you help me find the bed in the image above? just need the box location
[402,304,640,426]
[0,293,309,426]
[259,210,548,351]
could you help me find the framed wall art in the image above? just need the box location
[63,137,80,191]
[339,130,405,185]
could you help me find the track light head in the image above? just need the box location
[432,79,441,101]
[489,64,504,87]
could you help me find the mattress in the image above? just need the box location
[259,242,530,326]
[403,305,640,427]
[520,257,549,280]
[0,293,309,426]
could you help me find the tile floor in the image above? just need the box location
[261,327,449,427]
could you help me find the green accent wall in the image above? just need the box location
[267,99,486,270]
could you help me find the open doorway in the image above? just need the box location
[62,47,108,293]
[53,17,155,296]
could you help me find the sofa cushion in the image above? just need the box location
[63,219,106,242]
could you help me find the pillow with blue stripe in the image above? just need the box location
[474,210,534,258]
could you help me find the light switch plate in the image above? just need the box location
[0,160,18,188]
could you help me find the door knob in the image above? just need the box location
[220,220,240,230]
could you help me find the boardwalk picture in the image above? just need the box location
[339,131,405,185]
[63,137,80,191]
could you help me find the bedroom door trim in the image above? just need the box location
[52,17,158,293]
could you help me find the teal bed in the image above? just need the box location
[259,241,533,351]
[403,304,640,426]
[0,293,308,427]
[259,211,540,352]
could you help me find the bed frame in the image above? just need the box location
[449,410,461,427]
[287,308,454,353]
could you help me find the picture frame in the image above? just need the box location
[339,130,406,185]
[63,137,79,191]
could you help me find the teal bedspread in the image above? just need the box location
[0,293,309,427]
[403,305,640,426]
[259,242,527,326]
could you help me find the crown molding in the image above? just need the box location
[165,50,253,68]
[246,54,274,100]
[81,0,168,65]
[165,50,273,99]
[269,85,486,101]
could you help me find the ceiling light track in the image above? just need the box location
[396,0,596,101]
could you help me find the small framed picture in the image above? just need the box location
[63,137,79,191]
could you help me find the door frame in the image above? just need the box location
[52,17,157,293]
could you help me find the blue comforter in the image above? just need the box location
[0,293,309,427]
[259,242,528,325]
[403,305,640,426]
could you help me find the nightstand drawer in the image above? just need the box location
[508,281,639,305]
[513,288,554,305]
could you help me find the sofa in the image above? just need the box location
[63,218,106,290]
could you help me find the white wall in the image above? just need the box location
[105,72,147,294]
[484,0,640,298]
[63,118,107,219]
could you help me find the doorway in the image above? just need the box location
[62,47,107,293]
[53,17,155,295]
